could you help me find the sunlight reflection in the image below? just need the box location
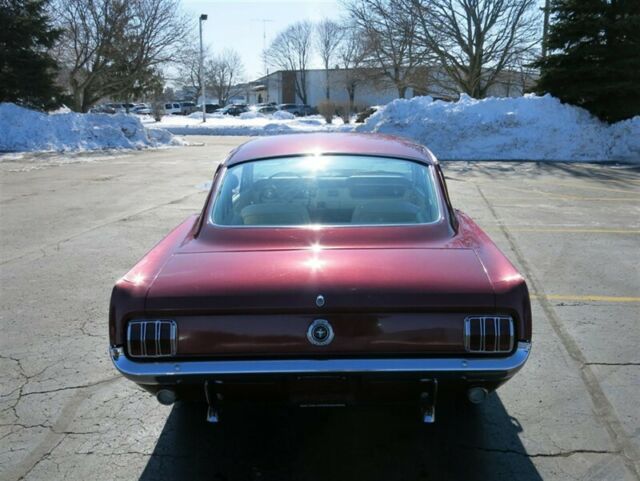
[305,223,325,231]
[130,273,145,286]
[309,242,323,253]
[304,256,326,272]
[297,149,330,173]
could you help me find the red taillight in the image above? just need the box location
[127,320,177,358]
[464,317,514,353]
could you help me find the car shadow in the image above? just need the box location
[445,161,640,187]
[138,393,542,481]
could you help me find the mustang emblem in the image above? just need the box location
[315,294,325,307]
[307,319,334,346]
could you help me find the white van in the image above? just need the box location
[163,103,182,115]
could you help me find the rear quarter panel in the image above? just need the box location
[455,210,532,341]
[109,215,200,346]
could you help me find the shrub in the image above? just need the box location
[317,101,336,124]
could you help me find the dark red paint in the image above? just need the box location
[109,134,531,360]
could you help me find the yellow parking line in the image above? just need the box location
[533,294,640,303]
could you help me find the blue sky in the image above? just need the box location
[180,0,546,83]
[181,0,344,81]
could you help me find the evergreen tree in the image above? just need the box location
[0,0,64,110]
[534,0,640,123]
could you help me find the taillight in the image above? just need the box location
[464,316,514,353]
[127,320,177,358]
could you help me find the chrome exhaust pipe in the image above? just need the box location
[156,389,177,406]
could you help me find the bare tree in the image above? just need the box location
[175,39,210,103]
[53,0,190,111]
[337,22,367,112]
[206,49,244,106]
[406,0,540,98]
[316,19,343,100]
[347,0,430,98]
[264,21,313,104]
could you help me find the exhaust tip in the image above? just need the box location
[467,387,488,404]
[156,389,177,406]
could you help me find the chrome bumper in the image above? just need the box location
[110,342,531,385]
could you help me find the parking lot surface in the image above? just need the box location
[1,137,639,481]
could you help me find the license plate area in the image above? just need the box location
[205,374,437,408]
[291,375,351,407]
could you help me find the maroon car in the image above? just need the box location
[109,133,531,423]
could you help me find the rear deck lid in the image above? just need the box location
[145,247,494,312]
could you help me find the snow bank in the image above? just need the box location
[239,111,264,120]
[356,94,640,162]
[187,112,223,119]
[609,117,640,161]
[148,112,342,136]
[0,103,180,152]
[272,110,295,120]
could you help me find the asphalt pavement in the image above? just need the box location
[1,137,639,481]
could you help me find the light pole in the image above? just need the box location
[199,14,208,122]
[542,0,550,59]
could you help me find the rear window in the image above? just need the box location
[211,155,441,227]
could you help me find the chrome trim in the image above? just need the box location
[127,319,177,358]
[155,320,161,358]
[306,319,334,346]
[170,322,178,357]
[509,320,515,352]
[109,342,531,385]
[463,316,514,354]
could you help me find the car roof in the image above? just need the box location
[224,133,437,166]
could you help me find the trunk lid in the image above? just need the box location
[145,247,494,312]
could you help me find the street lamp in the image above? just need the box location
[199,14,208,123]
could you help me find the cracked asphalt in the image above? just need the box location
[1,137,639,481]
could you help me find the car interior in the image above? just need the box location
[211,156,441,226]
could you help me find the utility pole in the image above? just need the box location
[253,18,274,102]
[542,0,551,58]
[199,14,208,122]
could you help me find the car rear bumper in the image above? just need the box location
[110,342,531,386]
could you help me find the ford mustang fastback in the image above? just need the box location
[109,133,531,423]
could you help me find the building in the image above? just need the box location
[248,69,417,108]
[246,67,536,108]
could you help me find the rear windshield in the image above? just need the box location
[211,155,440,227]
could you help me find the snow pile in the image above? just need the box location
[0,103,180,152]
[356,94,640,162]
[239,111,264,120]
[609,117,640,160]
[272,110,295,120]
[149,112,342,136]
[187,112,223,119]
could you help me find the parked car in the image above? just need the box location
[254,102,277,109]
[257,105,278,115]
[278,103,315,116]
[104,103,126,113]
[179,102,197,115]
[109,133,532,424]
[163,102,182,115]
[89,104,116,114]
[132,103,152,115]
[196,103,221,114]
[355,106,379,123]
[218,104,249,116]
